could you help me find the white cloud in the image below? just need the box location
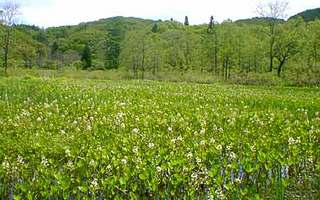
[19,0,320,27]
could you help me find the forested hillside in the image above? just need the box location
[1,12,320,83]
[289,8,320,22]
[1,17,153,70]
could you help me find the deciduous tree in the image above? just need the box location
[257,0,288,72]
[274,19,303,77]
[0,0,20,73]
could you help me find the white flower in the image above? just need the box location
[148,143,155,149]
[200,140,206,146]
[177,136,183,141]
[44,103,50,109]
[234,178,242,184]
[308,157,313,164]
[41,157,49,167]
[196,157,202,164]
[17,155,25,165]
[133,146,139,154]
[91,178,98,188]
[183,166,188,172]
[136,157,142,163]
[250,146,256,152]
[60,130,66,134]
[78,186,83,191]
[187,152,193,159]
[216,144,223,151]
[156,166,162,172]
[132,128,140,134]
[121,123,125,128]
[37,117,42,122]
[215,188,224,199]
[89,159,95,167]
[191,172,198,180]
[168,127,173,132]
[121,157,128,165]
[117,112,125,118]
[65,149,71,157]
[230,152,237,160]
[288,137,301,145]
[200,128,206,135]
[67,160,74,168]
[2,159,10,169]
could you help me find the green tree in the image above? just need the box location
[35,29,48,44]
[243,25,267,73]
[105,29,120,69]
[184,16,189,26]
[121,29,151,79]
[274,19,303,77]
[207,16,219,75]
[151,23,159,33]
[81,43,92,69]
[50,41,59,60]
[305,20,320,68]
[0,1,20,73]
[219,21,237,79]
[36,45,48,68]
[257,0,288,72]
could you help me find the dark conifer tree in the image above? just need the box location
[152,23,159,33]
[81,43,92,69]
[184,16,189,26]
[50,41,59,60]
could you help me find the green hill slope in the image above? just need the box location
[289,8,320,22]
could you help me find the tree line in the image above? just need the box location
[121,17,319,79]
[0,0,319,82]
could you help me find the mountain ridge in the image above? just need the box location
[289,8,320,22]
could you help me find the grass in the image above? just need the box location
[1,67,319,87]
[0,76,319,199]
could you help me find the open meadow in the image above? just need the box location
[0,0,320,198]
[0,76,319,199]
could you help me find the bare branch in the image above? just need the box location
[0,0,20,26]
[256,0,288,19]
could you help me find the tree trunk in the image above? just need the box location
[3,29,11,74]
[313,44,318,66]
[132,57,138,79]
[141,40,145,80]
[223,56,230,80]
[277,57,287,77]
[269,24,276,72]
[269,42,274,72]
[152,56,157,77]
[214,32,218,76]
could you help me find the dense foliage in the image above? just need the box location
[0,11,320,83]
[0,77,319,199]
[289,8,320,22]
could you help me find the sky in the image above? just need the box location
[12,0,320,28]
